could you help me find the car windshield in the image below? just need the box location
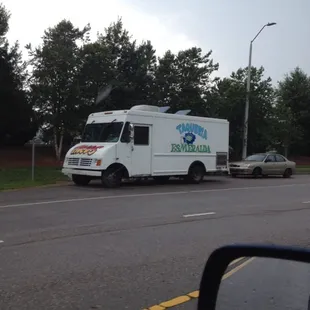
[244,154,266,162]
[81,122,124,142]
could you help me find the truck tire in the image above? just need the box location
[72,174,91,186]
[187,164,205,184]
[102,166,123,188]
[154,176,170,184]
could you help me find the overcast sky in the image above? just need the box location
[2,0,310,84]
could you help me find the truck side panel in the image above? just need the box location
[151,116,229,176]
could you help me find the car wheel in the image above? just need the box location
[252,167,262,178]
[283,168,292,178]
[231,173,237,178]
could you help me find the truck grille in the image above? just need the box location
[80,158,93,166]
[67,158,93,167]
[68,158,80,166]
[216,152,228,166]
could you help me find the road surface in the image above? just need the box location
[217,258,310,310]
[0,175,310,309]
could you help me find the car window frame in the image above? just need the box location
[265,155,276,163]
[275,154,286,162]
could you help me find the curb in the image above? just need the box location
[1,171,309,193]
[0,181,70,193]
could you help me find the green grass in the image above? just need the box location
[296,165,310,173]
[0,167,68,191]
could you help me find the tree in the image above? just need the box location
[77,18,157,116]
[209,66,275,158]
[27,20,90,159]
[97,18,157,109]
[270,101,303,157]
[0,3,37,146]
[276,67,310,155]
[0,3,9,39]
[154,47,219,115]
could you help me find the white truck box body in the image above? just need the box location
[62,106,229,179]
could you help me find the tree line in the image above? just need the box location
[1,3,310,160]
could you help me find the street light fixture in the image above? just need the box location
[242,22,277,159]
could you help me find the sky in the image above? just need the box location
[2,0,310,84]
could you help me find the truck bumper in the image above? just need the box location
[206,168,229,176]
[62,168,102,177]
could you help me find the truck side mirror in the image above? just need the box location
[129,124,134,141]
[72,136,82,146]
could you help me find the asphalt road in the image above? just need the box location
[0,175,310,310]
[217,258,310,310]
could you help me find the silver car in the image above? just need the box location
[229,153,296,178]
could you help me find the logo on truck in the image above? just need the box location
[70,145,103,156]
[171,123,211,153]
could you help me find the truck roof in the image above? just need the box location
[89,105,229,124]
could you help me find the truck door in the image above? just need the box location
[131,124,152,176]
[117,122,132,175]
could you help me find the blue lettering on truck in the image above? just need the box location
[171,123,211,153]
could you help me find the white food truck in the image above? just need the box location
[62,105,229,187]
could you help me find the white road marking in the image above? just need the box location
[183,212,215,218]
[302,201,310,204]
[0,240,4,243]
[0,183,308,210]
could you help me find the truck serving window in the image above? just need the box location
[134,126,149,145]
[81,122,124,143]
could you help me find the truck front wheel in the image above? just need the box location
[102,166,123,188]
[187,164,205,184]
[72,174,91,186]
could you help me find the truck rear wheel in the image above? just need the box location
[187,164,205,184]
[102,166,123,188]
[72,174,91,186]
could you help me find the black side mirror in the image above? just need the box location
[123,133,130,143]
[197,244,310,310]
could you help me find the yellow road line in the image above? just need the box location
[144,257,254,309]
[229,257,245,266]
[222,257,255,280]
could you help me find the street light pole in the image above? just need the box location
[242,22,276,159]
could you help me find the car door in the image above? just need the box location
[131,124,152,176]
[263,155,277,174]
[274,154,287,175]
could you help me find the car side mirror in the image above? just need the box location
[197,244,310,310]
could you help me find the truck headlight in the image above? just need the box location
[95,159,102,166]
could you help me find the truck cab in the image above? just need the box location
[62,110,135,187]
